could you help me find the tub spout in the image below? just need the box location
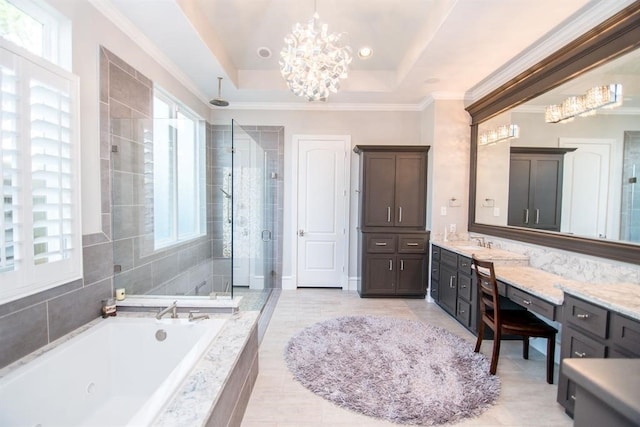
[156,301,178,320]
[188,311,210,322]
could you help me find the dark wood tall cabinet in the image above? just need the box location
[354,145,430,298]
[507,147,575,231]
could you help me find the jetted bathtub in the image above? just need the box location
[0,316,227,426]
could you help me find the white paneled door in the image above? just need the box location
[296,135,350,288]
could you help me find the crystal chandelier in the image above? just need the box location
[279,5,352,102]
[545,84,622,123]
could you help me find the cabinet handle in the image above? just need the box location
[570,395,576,401]
[449,276,456,288]
[387,207,391,222]
[375,242,387,246]
[398,206,403,223]
[535,209,540,224]
[459,309,465,314]
[576,313,590,319]
[389,260,393,271]
[574,351,587,358]
[522,299,531,305]
[400,260,404,271]
[524,209,529,224]
[407,243,419,246]
[461,284,466,289]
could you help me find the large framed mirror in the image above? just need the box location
[467,3,640,265]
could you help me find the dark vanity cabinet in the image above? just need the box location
[430,245,477,331]
[355,145,430,298]
[508,147,575,232]
[557,294,640,415]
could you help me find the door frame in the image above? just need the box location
[289,134,351,289]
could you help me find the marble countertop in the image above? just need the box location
[493,265,569,305]
[556,281,640,322]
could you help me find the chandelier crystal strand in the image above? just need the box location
[280,12,352,101]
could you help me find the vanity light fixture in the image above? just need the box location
[545,83,622,123]
[478,124,520,146]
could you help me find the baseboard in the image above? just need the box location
[347,276,359,292]
[281,276,296,290]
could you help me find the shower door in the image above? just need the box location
[232,120,274,289]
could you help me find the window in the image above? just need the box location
[0,39,80,304]
[0,0,71,70]
[152,87,205,249]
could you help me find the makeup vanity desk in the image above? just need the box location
[430,240,640,419]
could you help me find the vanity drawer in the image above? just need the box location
[457,256,472,275]
[457,299,471,328]
[610,313,640,357]
[366,235,396,253]
[508,287,556,320]
[441,249,458,268]
[398,236,426,253]
[431,245,441,261]
[457,274,472,301]
[565,295,608,339]
[564,325,606,359]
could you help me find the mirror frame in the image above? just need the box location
[466,3,640,265]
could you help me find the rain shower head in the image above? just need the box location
[210,77,229,107]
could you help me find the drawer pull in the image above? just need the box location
[375,242,387,246]
[576,313,590,319]
[461,262,468,267]
[574,351,587,358]
[459,310,465,314]
[461,284,467,289]
[406,243,419,246]
[570,395,576,401]
[522,299,532,305]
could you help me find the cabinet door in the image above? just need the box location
[362,254,396,295]
[508,158,532,227]
[396,255,426,295]
[363,153,396,226]
[394,153,426,227]
[532,158,562,230]
[438,264,457,314]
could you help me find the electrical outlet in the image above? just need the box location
[449,224,456,233]
[493,207,500,217]
[440,206,447,216]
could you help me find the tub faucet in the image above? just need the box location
[188,311,210,322]
[156,301,178,320]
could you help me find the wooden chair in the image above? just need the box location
[472,256,558,384]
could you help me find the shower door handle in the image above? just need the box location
[298,229,305,237]
[262,230,272,241]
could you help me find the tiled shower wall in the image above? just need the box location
[103,48,227,296]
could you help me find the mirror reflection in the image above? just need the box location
[475,47,640,245]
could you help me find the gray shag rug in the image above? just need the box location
[284,316,500,425]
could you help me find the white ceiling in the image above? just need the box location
[99,0,629,109]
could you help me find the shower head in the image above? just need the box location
[210,77,229,107]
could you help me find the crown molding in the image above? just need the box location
[218,101,425,112]
[88,0,211,106]
[465,0,637,103]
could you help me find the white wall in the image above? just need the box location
[46,0,211,234]
[210,109,426,285]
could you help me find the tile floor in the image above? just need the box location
[241,288,573,426]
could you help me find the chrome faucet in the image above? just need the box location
[472,237,486,247]
[188,311,210,322]
[156,301,178,320]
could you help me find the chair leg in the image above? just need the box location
[546,334,556,384]
[523,336,529,360]
[474,321,485,353]
[490,329,501,375]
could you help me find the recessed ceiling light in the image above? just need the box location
[358,46,373,59]
[257,47,272,59]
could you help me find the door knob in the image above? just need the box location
[298,229,305,237]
